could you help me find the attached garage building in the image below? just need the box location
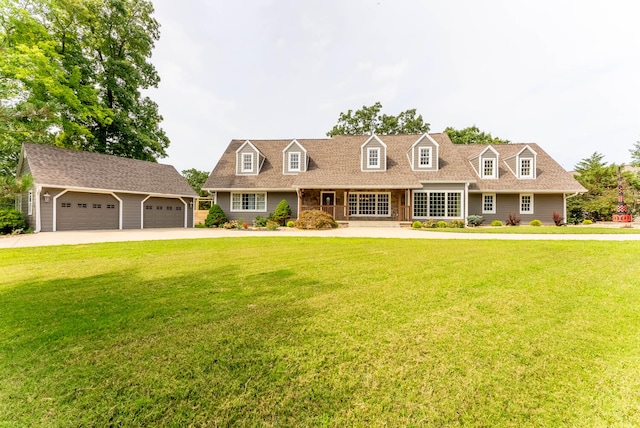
[17,143,198,232]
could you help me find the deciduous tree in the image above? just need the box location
[444,125,510,145]
[326,102,430,136]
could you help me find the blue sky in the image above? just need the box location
[147,0,640,174]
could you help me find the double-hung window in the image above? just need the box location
[419,147,432,168]
[482,158,495,178]
[367,148,380,168]
[289,152,300,172]
[241,153,253,172]
[519,158,533,178]
[231,193,266,212]
[482,193,496,214]
[520,194,533,214]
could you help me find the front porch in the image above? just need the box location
[299,189,412,222]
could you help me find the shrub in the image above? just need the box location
[422,219,437,228]
[254,216,268,227]
[266,220,279,230]
[222,220,238,229]
[241,222,249,229]
[553,211,565,226]
[449,220,465,228]
[204,204,227,228]
[295,210,338,229]
[530,219,542,227]
[436,221,447,228]
[0,208,26,235]
[467,215,484,227]
[270,199,292,226]
[412,221,423,229]
[491,220,503,227]
[582,219,593,225]
[506,212,521,226]
[286,221,295,228]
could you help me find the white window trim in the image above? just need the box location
[230,192,267,212]
[367,147,380,168]
[348,192,391,217]
[519,194,534,214]
[482,193,496,214]
[27,190,33,216]
[518,157,534,179]
[418,146,432,168]
[412,191,464,219]
[288,151,301,172]
[481,158,498,179]
[241,153,254,173]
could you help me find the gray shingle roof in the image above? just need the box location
[203,134,586,193]
[22,143,198,197]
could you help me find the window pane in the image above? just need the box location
[348,194,357,215]
[429,192,446,217]
[256,193,266,210]
[419,147,430,166]
[483,159,493,177]
[447,193,461,217]
[290,153,299,170]
[368,149,379,167]
[377,194,389,215]
[483,195,494,212]
[232,193,241,210]
[414,193,428,217]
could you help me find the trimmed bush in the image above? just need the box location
[286,221,295,228]
[530,219,542,227]
[491,220,503,227]
[422,219,437,228]
[205,204,227,228]
[0,208,25,235]
[270,199,292,226]
[412,221,423,229]
[436,221,447,228]
[582,219,593,225]
[467,215,484,227]
[295,210,338,229]
[449,220,465,228]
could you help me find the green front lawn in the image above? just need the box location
[1,238,639,426]
[421,225,640,234]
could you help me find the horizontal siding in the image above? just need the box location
[217,191,298,221]
[117,193,145,229]
[420,183,466,191]
[468,193,564,225]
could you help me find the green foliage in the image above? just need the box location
[254,216,268,227]
[222,220,238,229]
[444,125,510,145]
[530,219,542,227]
[270,199,291,226]
[0,174,32,208]
[466,215,484,227]
[411,221,422,229]
[0,208,25,234]
[449,220,465,228]
[295,210,338,229]
[568,153,628,222]
[436,220,447,228]
[326,102,430,136]
[491,220,503,227]
[582,219,593,225]
[181,169,209,195]
[204,204,227,228]
[422,219,437,228]
[0,0,169,175]
[266,220,279,231]
[286,220,295,228]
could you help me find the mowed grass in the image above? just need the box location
[421,225,640,234]
[1,238,640,427]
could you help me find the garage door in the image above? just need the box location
[143,197,185,228]
[57,192,119,231]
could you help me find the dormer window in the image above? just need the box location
[368,148,380,168]
[419,147,432,168]
[289,152,300,171]
[242,153,253,172]
[519,158,532,178]
[483,158,495,178]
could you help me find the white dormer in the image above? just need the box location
[282,140,308,174]
[361,135,387,172]
[473,146,500,179]
[516,146,537,179]
[407,133,439,171]
[235,141,264,176]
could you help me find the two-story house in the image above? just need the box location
[203,133,586,225]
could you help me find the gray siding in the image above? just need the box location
[39,188,66,232]
[217,191,298,221]
[420,183,466,191]
[468,193,564,225]
[283,141,307,174]
[361,139,386,171]
[505,157,517,174]
[236,144,259,175]
[118,193,145,229]
[412,138,438,171]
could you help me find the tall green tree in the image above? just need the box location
[326,102,430,136]
[444,125,510,145]
[0,0,168,176]
[182,168,209,196]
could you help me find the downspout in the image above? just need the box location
[35,185,42,233]
[464,182,470,225]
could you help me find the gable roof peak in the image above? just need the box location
[361,134,387,148]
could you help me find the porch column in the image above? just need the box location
[345,190,349,221]
[408,189,413,222]
[297,189,302,218]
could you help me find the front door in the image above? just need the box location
[321,192,335,217]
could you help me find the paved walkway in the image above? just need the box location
[3,226,640,248]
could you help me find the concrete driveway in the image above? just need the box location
[3,226,640,248]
